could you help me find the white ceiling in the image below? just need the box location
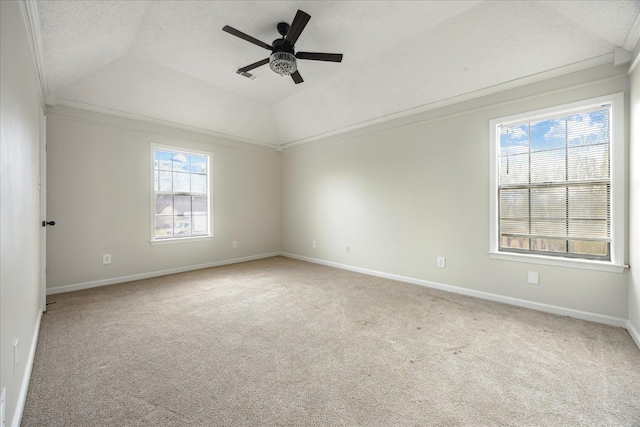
[36,1,640,148]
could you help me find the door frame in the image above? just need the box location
[39,109,46,312]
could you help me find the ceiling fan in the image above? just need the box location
[222,10,343,84]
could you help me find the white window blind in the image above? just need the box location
[153,147,211,240]
[497,104,611,260]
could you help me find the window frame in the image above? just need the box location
[488,93,627,273]
[149,143,214,245]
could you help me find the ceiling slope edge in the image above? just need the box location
[625,12,640,74]
[19,0,49,108]
[279,53,616,150]
[51,98,281,151]
[623,11,640,52]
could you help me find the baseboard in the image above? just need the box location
[46,251,634,340]
[280,252,628,329]
[46,252,280,295]
[13,309,42,427]
[627,320,640,350]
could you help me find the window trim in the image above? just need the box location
[149,143,214,244]
[488,93,627,273]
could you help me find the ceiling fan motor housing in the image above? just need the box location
[277,22,290,37]
[272,38,294,54]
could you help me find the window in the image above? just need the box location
[151,144,212,242]
[489,94,626,272]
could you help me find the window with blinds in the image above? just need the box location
[152,145,211,241]
[497,103,611,260]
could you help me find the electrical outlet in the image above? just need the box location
[312,240,316,249]
[102,254,111,265]
[232,241,238,249]
[1,387,6,427]
[437,257,446,268]
[528,271,539,285]
[345,245,351,254]
[13,339,19,374]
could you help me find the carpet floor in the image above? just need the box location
[22,256,640,426]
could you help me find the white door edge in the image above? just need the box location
[39,110,47,312]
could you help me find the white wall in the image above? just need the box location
[281,63,630,321]
[45,106,280,292]
[629,59,640,339]
[0,1,44,425]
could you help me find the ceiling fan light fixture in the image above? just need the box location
[269,51,297,76]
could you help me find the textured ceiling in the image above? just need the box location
[36,1,640,147]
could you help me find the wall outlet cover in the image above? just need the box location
[528,271,539,285]
[437,257,446,268]
[102,254,111,264]
[232,241,238,249]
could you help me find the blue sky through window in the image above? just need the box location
[154,150,208,174]
[500,109,609,158]
[531,118,565,152]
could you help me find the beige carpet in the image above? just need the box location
[22,256,640,426]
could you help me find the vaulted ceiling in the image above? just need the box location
[35,1,640,148]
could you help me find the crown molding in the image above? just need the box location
[45,52,617,153]
[623,11,640,52]
[281,73,626,158]
[51,98,281,151]
[614,47,633,66]
[18,0,49,109]
[280,53,615,150]
[628,49,640,75]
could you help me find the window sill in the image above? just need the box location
[150,235,214,245]
[488,251,628,273]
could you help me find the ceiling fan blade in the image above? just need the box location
[238,58,270,73]
[222,25,272,50]
[285,10,310,45]
[296,52,343,62]
[291,70,304,84]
